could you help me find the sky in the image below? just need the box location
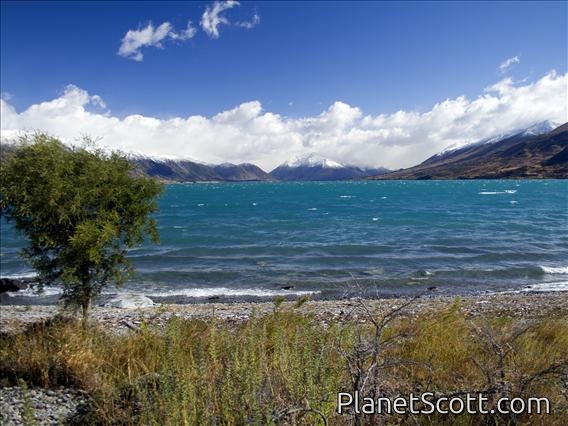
[1,1,567,171]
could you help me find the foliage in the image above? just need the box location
[1,303,566,425]
[0,134,163,318]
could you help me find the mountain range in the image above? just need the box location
[131,153,390,182]
[370,121,567,180]
[132,156,273,182]
[2,121,566,181]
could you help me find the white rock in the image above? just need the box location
[105,293,154,309]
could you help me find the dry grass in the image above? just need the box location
[1,300,566,425]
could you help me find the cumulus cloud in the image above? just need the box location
[118,21,196,61]
[499,56,520,74]
[1,72,566,171]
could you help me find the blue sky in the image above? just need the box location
[1,1,567,170]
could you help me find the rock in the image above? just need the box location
[0,278,29,293]
[105,293,155,309]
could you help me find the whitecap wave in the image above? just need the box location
[0,272,37,280]
[147,287,320,298]
[522,281,568,292]
[5,286,62,297]
[540,266,568,274]
[479,190,516,195]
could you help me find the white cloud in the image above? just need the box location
[118,22,172,61]
[499,56,520,74]
[118,21,197,61]
[201,0,240,38]
[119,1,258,59]
[1,72,566,171]
[169,21,197,41]
[236,12,260,29]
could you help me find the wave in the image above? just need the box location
[0,272,37,280]
[522,281,568,292]
[146,287,320,298]
[539,266,568,274]
[478,190,517,195]
[5,286,62,297]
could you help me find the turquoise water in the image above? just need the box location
[1,180,567,303]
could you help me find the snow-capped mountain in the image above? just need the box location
[372,121,567,180]
[283,153,345,169]
[436,120,561,157]
[521,120,561,136]
[270,153,390,181]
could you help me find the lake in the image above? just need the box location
[1,180,567,304]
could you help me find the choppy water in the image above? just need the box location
[1,180,567,304]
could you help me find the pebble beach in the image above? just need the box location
[2,291,567,334]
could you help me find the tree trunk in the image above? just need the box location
[79,270,92,327]
[81,297,90,327]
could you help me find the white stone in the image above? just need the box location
[106,293,155,309]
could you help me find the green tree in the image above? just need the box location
[0,134,163,321]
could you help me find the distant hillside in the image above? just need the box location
[132,157,273,182]
[371,122,568,180]
[0,145,273,182]
[270,153,390,181]
[213,163,274,181]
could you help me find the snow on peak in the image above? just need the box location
[436,120,560,157]
[125,150,209,165]
[521,120,559,136]
[283,153,344,168]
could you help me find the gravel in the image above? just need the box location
[0,386,90,425]
[2,292,567,334]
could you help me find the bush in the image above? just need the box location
[0,134,163,320]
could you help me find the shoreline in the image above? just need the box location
[2,291,567,334]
